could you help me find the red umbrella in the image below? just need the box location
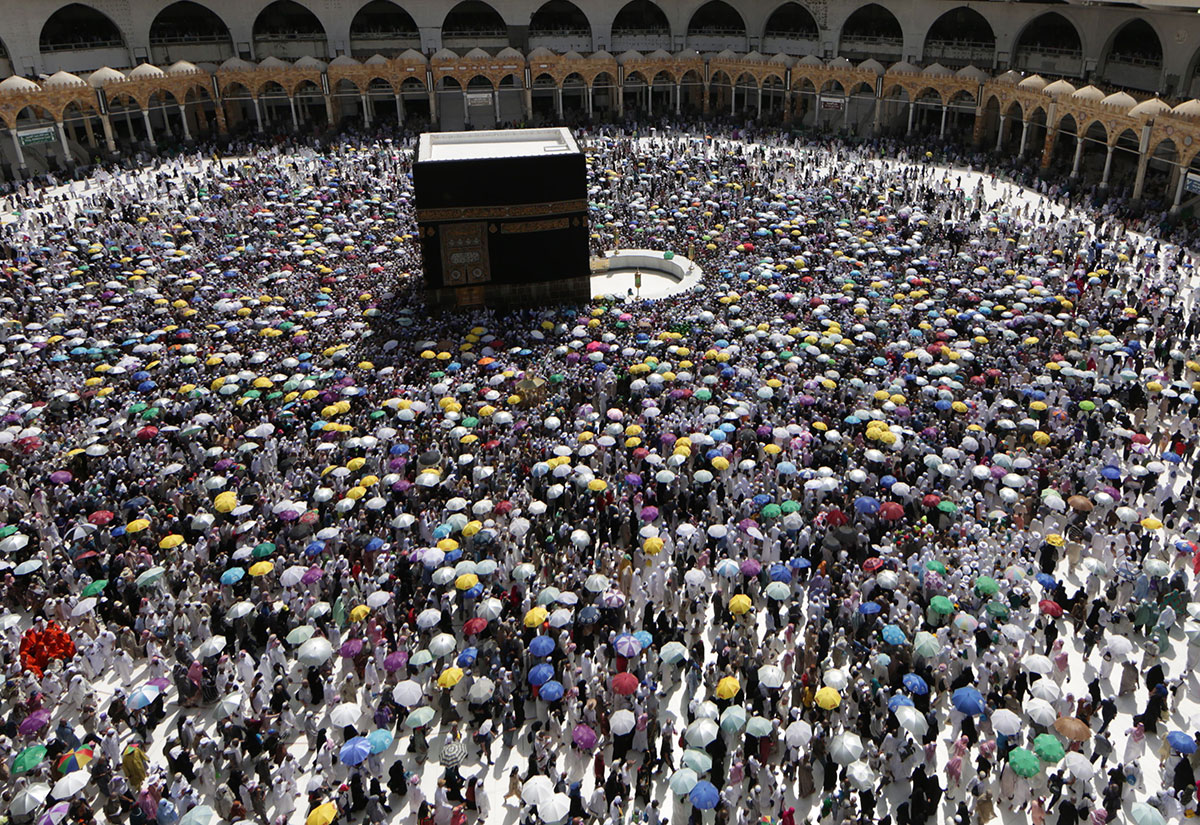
[825,508,848,527]
[88,510,114,525]
[1039,599,1063,617]
[922,494,941,508]
[880,502,904,521]
[136,426,158,441]
[1131,433,1151,445]
[611,673,638,695]
[862,557,884,573]
[463,617,488,636]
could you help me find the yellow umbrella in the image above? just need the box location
[1045,534,1064,547]
[587,479,608,492]
[643,537,664,555]
[158,534,184,550]
[712,456,730,471]
[306,803,337,825]
[462,521,482,537]
[437,538,459,552]
[524,606,549,627]
[248,561,274,577]
[455,573,479,590]
[1141,517,1164,529]
[728,594,753,615]
[349,605,370,622]
[715,676,741,699]
[126,519,150,533]
[437,666,464,688]
[815,686,842,709]
[214,491,237,513]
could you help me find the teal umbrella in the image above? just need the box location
[719,706,746,733]
[1008,747,1040,777]
[404,707,436,728]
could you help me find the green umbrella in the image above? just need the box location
[974,576,999,596]
[694,389,712,401]
[912,631,941,658]
[1079,400,1096,412]
[668,767,699,795]
[286,626,315,646]
[13,745,47,774]
[761,503,782,518]
[682,749,712,772]
[1033,733,1065,762]
[81,579,108,597]
[405,707,436,729]
[719,706,746,733]
[985,601,1010,619]
[936,500,958,514]
[136,566,166,587]
[461,417,479,428]
[780,500,800,514]
[929,595,955,615]
[253,542,276,558]
[745,716,773,737]
[0,524,18,538]
[925,560,947,574]
[1008,747,1040,777]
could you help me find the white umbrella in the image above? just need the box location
[846,761,876,790]
[392,681,424,707]
[52,771,90,799]
[1029,678,1061,702]
[538,793,571,823]
[785,720,812,748]
[521,775,554,806]
[1105,636,1135,658]
[468,678,495,703]
[178,805,217,825]
[1025,697,1057,726]
[1022,654,1054,675]
[757,665,784,689]
[329,703,361,728]
[895,705,928,736]
[215,693,243,718]
[280,565,307,587]
[610,709,637,735]
[991,708,1022,736]
[198,635,227,658]
[1000,623,1027,641]
[477,598,504,620]
[366,591,391,608]
[225,601,255,620]
[71,597,97,617]
[685,718,719,747]
[416,608,442,628]
[296,637,333,666]
[11,784,50,816]
[823,668,849,690]
[829,733,864,764]
[1063,751,1094,780]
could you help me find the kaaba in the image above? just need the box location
[414,127,591,306]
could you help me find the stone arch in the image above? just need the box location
[148,1,234,65]
[253,0,328,60]
[610,0,671,52]
[924,7,995,69]
[442,1,508,49]
[530,0,593,52]
[1097,19,1162,93]
[349,1,420,57]
[1012,12,1082,77]
[763,2,818,44]
[40,3,126,54]
[839,4,903,63]
[687,1,747,52]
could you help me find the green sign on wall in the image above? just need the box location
[17,127,56,147]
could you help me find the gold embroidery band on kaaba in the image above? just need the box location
[501,217,570,234]
[416,199,588,223]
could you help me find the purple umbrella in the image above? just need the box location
[301,567,324,584]
[640,506,659,522]
[624,474,642,487]
[340,639,364,658]
[278,509,300,522]
[740,558,762,577]
[49,471,72,484]
[572,724,598,749]
[383,650,409,672]
[599,591,626,608]
[38,802,71,825]
[146,677,170,691]
[19,708,50,735]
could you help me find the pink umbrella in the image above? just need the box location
[19,708,51,735]
[740,559,762,577]
[573,724,598,749]
[48,471,72,484]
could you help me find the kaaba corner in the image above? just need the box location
[413,127,591,307]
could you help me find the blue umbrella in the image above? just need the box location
[367,729,394,754]
[528,636,556,657]
[339,736,372,765]
[902,673,929,695]
[1035,573,1057,590]
[858,601,882,615]
[951,687,986,715]
[456,648,477,667]
[788,557,811,570]
[888,694,915,711]
[768,564,792,583]
[305,541,325,556]
[1100,466,1121,480]
[854,496,881,515]
[365,538,384,552]
[539,680,565,702]
[579,606,600,624]
[1163,452,1183,464]
[220,568,245,585]
[633,630,653,649]
[689,780,720,810]
[752,494,772,506]
[881,625,906,645]
[1168,731,1197,754]
[528,663,554,686]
